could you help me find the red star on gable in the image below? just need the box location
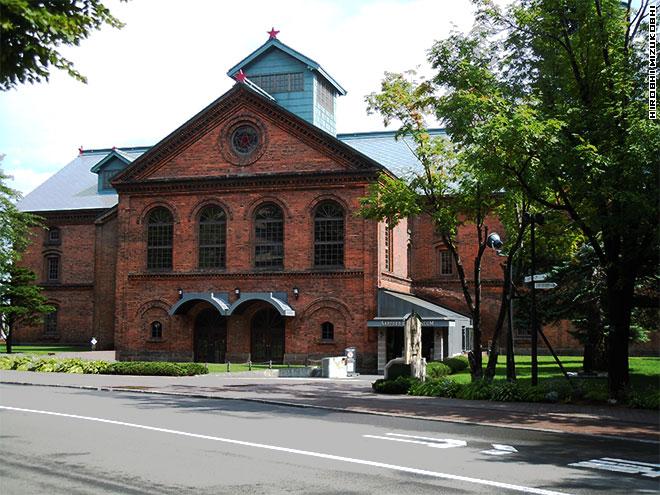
[235,69,247,82]
[267,27,280,39]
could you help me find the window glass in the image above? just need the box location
[321,321,334,341]
[46,255,60,281]
[147,207,173,270]
[151,321,163,339]
[440,250,453,275]
[199,206,226,269]
[250,72,304,93]
[254,204,283,269]
[44,309,58,336]
[314,202,344,267]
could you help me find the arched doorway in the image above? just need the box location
[251,307,285,363]
[194,308,227,363]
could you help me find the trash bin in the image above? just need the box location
[344,347,357,376]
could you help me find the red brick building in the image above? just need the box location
[16,36,517,371]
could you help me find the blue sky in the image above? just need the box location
[0,0,476,195]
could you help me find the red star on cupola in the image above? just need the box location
[235,69,247,82]
[267,27,280,39]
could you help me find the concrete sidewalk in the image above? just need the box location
[2,369,658,443]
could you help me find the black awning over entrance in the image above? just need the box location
[367,289,471,328]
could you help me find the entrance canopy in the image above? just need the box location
[168,291,295,317]
[367,290,471,329]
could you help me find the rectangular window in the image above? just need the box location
[384,225,393,272]
[317,78,334,112]
[440,250,453,275]
[249,72,304,94]
[47,228,60,244]
[101,169,119,190]
[462,326,473,352]
[47,256,60,281]
[44,310,58,336]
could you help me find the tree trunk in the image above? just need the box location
[582,306,607,373]
[606,267,635,400]
[5,323,13,354]
[484,263,509,381]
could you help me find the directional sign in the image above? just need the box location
[534,282,557,290]
[524,274,549,283]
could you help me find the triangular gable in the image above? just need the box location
[90,149,134,173]
[227,38,346,95]
[114,83,386,184]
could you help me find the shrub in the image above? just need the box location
[626,389,660,410]
[409,378,461,398]
[372,376,418,394]
[490,381,524,402]
[105,361,189,376]
[385,362,411,380]
[177,363,209,375]
[442,355,469,374]
[426,362,451,379]
[457,380,493,400]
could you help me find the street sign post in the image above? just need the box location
[524,274,549,283]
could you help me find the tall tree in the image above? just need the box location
[0,166,51,352]
[0,0,125,90]
[467,0,659,398]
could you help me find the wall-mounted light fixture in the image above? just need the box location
[293,287,300,299]
[177,288,183,300]
[234,287,241,298]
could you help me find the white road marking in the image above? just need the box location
[482,444,519,456]
[363,434,467,449]
[0,405,570,495]
[569,458,660,478]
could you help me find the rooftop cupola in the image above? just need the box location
[227,29,346,135]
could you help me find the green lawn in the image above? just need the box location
[445,355,660,389]
[0,344,89,355]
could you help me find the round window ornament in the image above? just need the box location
[231,125,259,155]
[220,117,267,166]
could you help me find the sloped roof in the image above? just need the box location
[227,38,346,96]
[337,129,446,178]
[17,147,147,212]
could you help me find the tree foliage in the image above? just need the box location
[0,0,125,90]
[0,165,51,352]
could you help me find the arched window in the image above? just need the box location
[321,321,334,341]
[45,254,60,282]
[314,201,344,267]
[147,207,173,270]
[198,206,226,269]
[151,321,163,339]
[44,308,58,336]
[254,203,283,268]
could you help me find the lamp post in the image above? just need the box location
[523,212,544,386]
[487,232,516,382]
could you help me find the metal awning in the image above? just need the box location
[169,291,295,317]
[367,290,471,328]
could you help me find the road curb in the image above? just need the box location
[2,379,658,445]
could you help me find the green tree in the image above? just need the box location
[0,166,51,353]
[0,0,125,90]
[1,266,54,353]
[467,0,659,398]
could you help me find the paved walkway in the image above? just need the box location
[1,369,658,443]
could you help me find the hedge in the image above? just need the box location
[0,356,208,376]
[441,355,469,374]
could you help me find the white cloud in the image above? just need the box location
[0,0,476,195]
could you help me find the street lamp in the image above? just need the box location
[487,232,516,382]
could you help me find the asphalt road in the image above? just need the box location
[0,384,658,495]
